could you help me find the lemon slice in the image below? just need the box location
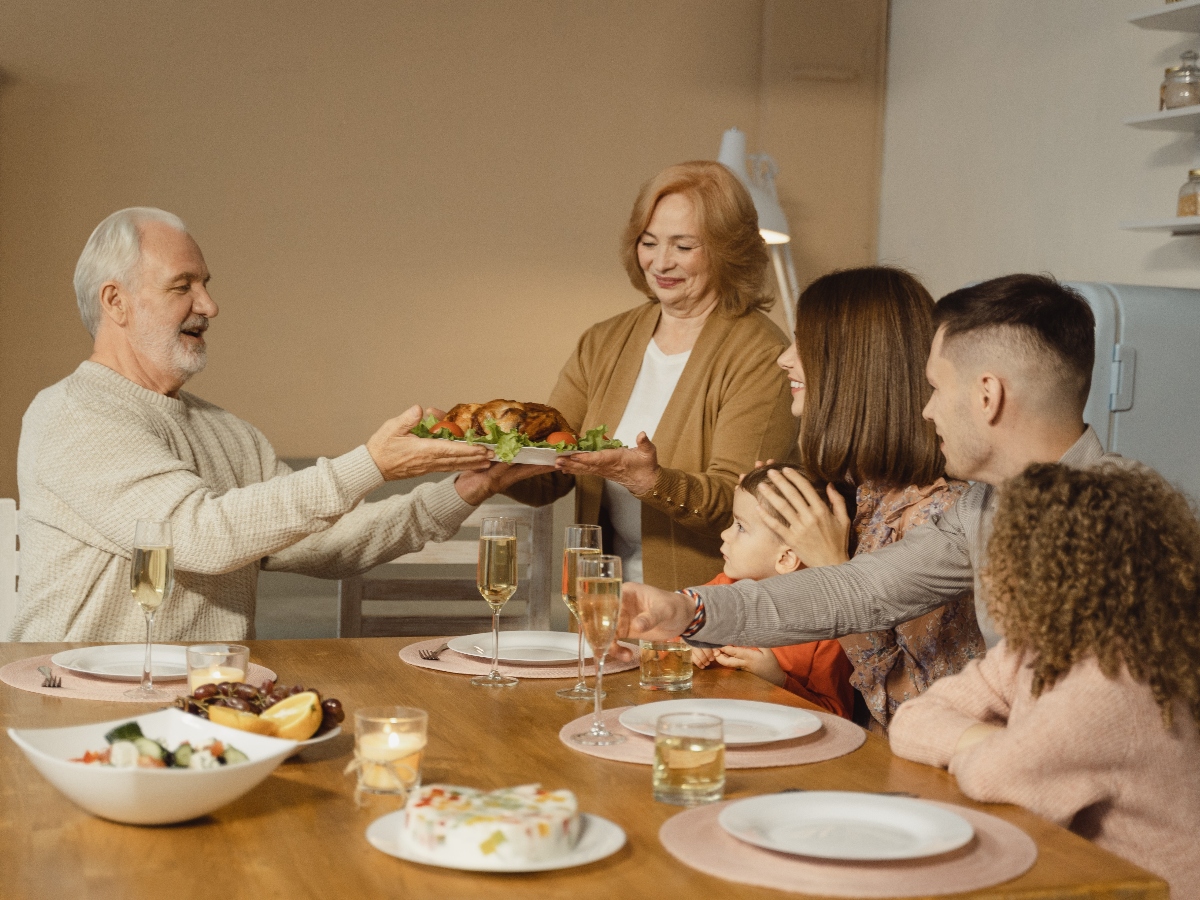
[260,691,323,741]
[208,705,277,736]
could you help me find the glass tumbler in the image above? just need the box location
[653,712,725,805]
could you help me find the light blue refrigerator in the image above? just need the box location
[1070,282,1200,503]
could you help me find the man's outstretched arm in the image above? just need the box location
[620,490,978,647]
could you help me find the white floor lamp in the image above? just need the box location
[717,127,799,334]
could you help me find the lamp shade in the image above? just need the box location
[717,128,791,244]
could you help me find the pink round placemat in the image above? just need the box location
[558,706,865,768]
[659,798,1037,897]
[0,654,277,703]
[400,637,638,680]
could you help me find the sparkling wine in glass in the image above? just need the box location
[571,554,625,745]
[556,525,602,701]
[471,517,519,687]
[125,520,174,700]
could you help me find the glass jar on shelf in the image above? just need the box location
[1161,51,1200,110]
[1177,169,1200,217]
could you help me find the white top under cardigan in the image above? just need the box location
[602,340,691,583]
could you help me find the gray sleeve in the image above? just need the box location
[261,477,474,579]
[691,493,978,646]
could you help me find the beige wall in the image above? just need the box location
[880,0,1200,299]
[0,0,887,500]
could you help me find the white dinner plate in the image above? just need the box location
[718,792,975,861]
[50,644,189,682]
[447,631,593,666]
[366,811,625,872]
[618,699,822,745]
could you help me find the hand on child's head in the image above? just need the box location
[753,468,853,569]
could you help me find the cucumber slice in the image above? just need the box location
[133,737,165,761]
[172,743,193,768]
[108,740,140,768]
[222,746,249,766]
[104,721,144,744]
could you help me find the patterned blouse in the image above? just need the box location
[840,478,984,736]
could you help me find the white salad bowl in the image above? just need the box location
[7,707,297,825]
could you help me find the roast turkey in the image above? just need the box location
[443,400,572,442]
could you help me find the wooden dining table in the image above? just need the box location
[0,638,1168,900]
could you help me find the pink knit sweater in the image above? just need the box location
[890,641,1200,897]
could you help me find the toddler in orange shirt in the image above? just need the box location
[693,463,855,719]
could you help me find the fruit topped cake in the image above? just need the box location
[402,784,580,864]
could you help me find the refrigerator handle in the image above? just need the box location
[1109,344,1136,412]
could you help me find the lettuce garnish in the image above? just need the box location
[413,415,622,462]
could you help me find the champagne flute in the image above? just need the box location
[571,554,625,745]
[556,524,602,701]
[125,520,174,700]
[471,517,519,688]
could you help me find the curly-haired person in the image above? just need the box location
[890,463,1200,895]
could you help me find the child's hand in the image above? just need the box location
[691,646,718,669]
[714,646,787,687]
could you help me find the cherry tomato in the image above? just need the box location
[430,420,465,438]
[545,431,577,447]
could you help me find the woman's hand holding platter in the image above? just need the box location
[554,431,659,496]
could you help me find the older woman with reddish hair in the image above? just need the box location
[506,161,797,590]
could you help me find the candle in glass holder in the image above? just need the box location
[186,644,249,693]
[188,665,246,692]
[354,707,427,795]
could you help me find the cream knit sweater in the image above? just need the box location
[890,640,1200,896]
[13,362,474,642]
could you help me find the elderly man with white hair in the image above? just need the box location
[13,207,534,641]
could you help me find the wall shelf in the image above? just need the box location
[1126,5,1200,235]
[1130,0,1200,32]
[1124,106,1200,129]
[1119,215,1200,233]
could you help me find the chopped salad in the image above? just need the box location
[70,720,249,769]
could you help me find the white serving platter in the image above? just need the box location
[367,811,625,872]
[50,644,189,681]
[618,699,822,745]
[718,791,975,861]
[480,444,582,466]
[447,631,593,666]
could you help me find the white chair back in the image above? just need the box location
[338,499,554,638]
[0,499,19,640]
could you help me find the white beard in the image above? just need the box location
[132,318,208,386]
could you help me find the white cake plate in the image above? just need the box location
[366,811,625,872]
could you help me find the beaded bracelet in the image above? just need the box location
[679,588,706,638]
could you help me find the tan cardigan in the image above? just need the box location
[506,302,798,590]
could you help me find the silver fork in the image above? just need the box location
[418,641,451,661]
[37,666,62,688]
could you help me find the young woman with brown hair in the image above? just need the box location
[759,266,985,733]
